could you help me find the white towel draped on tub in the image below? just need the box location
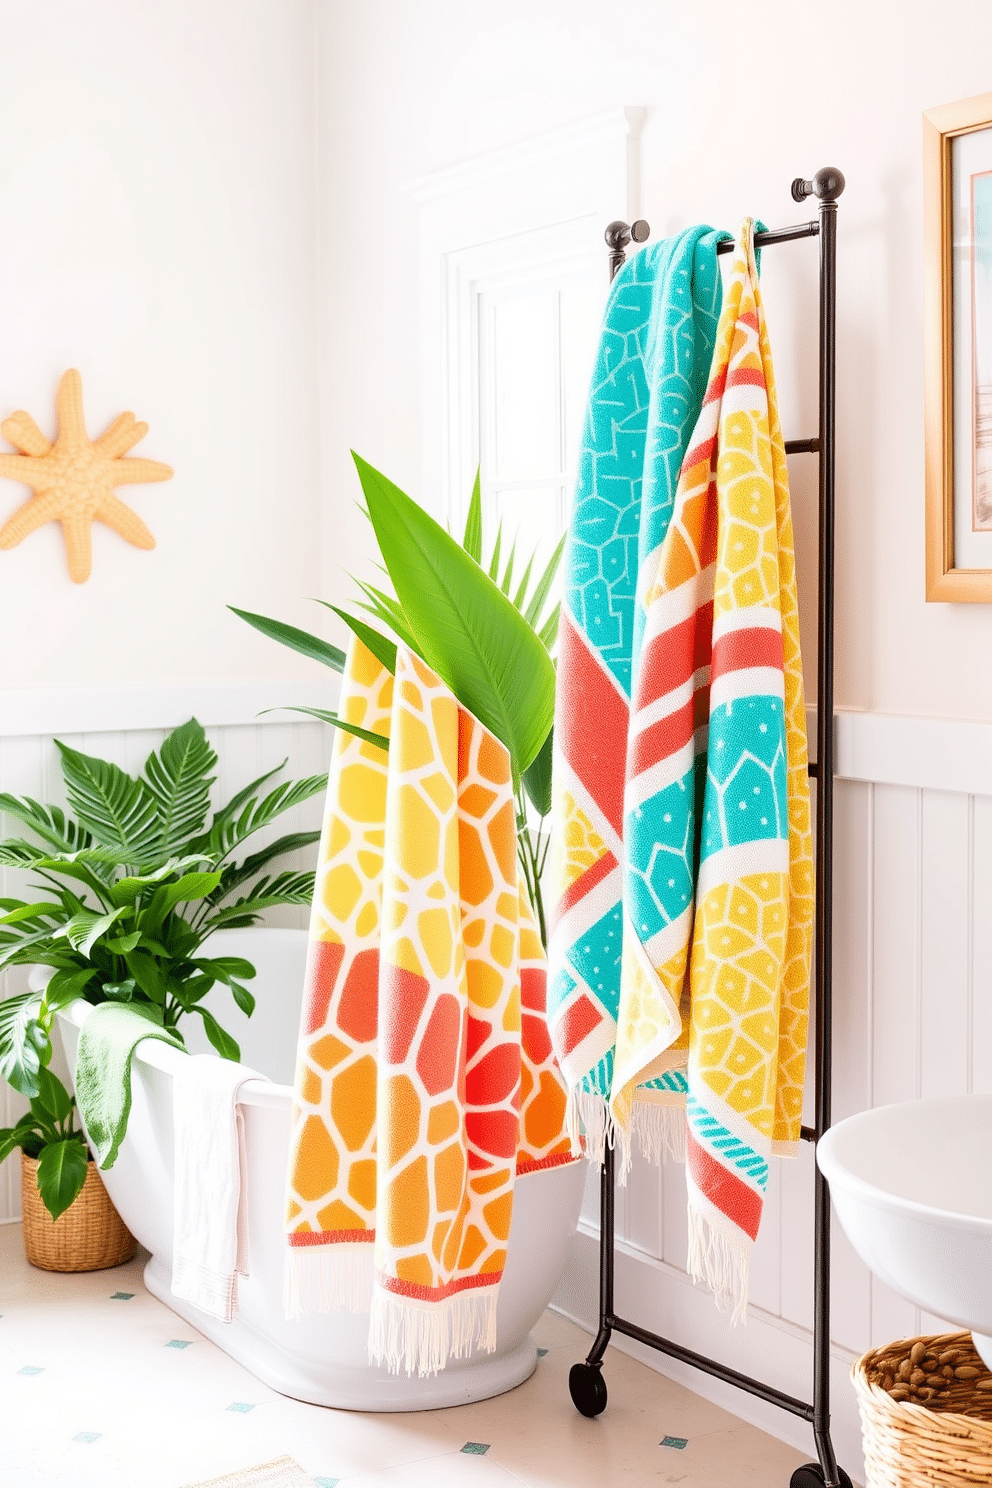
[171,1055,268,1322]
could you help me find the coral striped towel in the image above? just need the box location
[284,639,574,1375]
[609,219,814,1320]
[547,226,727,1157]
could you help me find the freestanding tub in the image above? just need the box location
[54,928,585,1411]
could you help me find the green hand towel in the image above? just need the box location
[74,1004,185,1169]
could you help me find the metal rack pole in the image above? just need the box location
[798,166,843,1488]
[568,170,848,1488]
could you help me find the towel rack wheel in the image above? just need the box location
[568,1361,608,1417]
[790,1463,854,1488]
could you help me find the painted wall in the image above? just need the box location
[0,0,323,690]
[317,0,992,723]
[314,3,992,1474]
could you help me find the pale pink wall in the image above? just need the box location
[317,0,992,722]
[0,0,322,689]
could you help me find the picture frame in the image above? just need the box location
[924,90,992,601]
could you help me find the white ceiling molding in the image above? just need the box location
[406,106,646,216]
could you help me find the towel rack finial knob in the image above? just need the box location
[792,167,846,204]
[605,219,651,280]
[604,219,651,249]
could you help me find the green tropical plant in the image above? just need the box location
[0,1068,87,1221]
[232,457,564,946]
[0,717,326,1219]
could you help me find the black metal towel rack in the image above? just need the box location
[567,168,850,1488]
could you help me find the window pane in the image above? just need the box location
[560,279,602,480]
[490,293,559,481]
[491,484,563,588]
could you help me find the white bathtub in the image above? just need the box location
[55,928,585,1411]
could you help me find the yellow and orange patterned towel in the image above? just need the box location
[284,639,574,1375]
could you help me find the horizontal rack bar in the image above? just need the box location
[717,220,820,253]
[607,1314,815,1421]
[785,437,820,455]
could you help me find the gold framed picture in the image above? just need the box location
[924,90,992,601]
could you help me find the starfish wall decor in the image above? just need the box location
[0,368,173,583]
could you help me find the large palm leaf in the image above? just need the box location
[459,480,565,817]
[55,742,161,866]
[206,871,315,930]
[461,469,483,562]
[316,604,397,675]
[352,580,425,658]
[206,830,322,904]
[202,775,327,861]
[353,454,555,779]
[262,705,389,752]
[228,608,346,673]
[143,718,216,858]
[228,460,565,938]
[0,796,92,855]
[0,992,46,1095]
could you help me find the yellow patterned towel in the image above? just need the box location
[284,639,573,1375]
[609,220,814,1321]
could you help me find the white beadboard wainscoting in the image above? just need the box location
[552,707,992,1481]
[3,698,990,1475]
[0,683,334,1226]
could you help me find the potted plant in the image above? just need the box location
[1,1065,137,1271]
[232,459,563,944]
[0,717,326,1265]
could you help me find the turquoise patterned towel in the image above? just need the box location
[547,225,727,1156]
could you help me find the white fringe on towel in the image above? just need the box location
[283,1243,373,1320]
[566,1085,615,1167]
[686,1185,750,1327]
[568,1085,687,1180]
[368,1285,499,1377]
[631,1098,686,1171]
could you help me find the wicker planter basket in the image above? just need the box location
[21,1153,137,1273]
[852,1331,992,1487]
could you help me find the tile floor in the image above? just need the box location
[0,1224,813,1487]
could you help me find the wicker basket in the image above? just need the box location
[21,1153,137,1272]
[852,1331,992,1487]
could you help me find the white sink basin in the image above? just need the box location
[817,1095,992,1370]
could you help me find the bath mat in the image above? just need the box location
[609,218,813,1320]
[284,641,574,1375]
[546,224,727,1157]
[181,1457,315,1487]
